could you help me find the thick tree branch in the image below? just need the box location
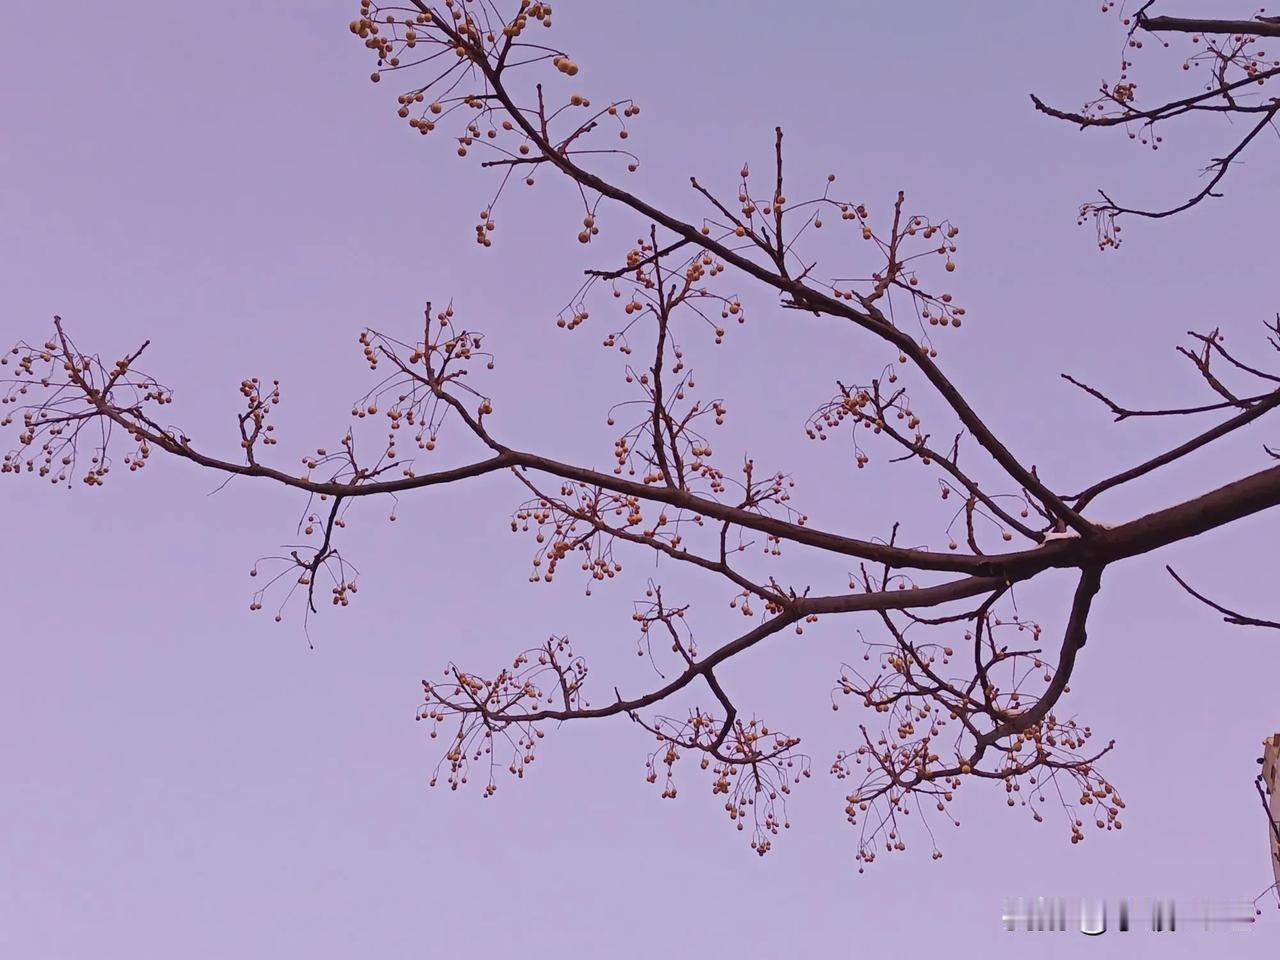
[1139,15,1280,38]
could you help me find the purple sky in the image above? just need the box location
[3,2,1278,956]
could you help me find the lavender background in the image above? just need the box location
[2,2,1277,957]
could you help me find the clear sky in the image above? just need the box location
[2,2,1278,957]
